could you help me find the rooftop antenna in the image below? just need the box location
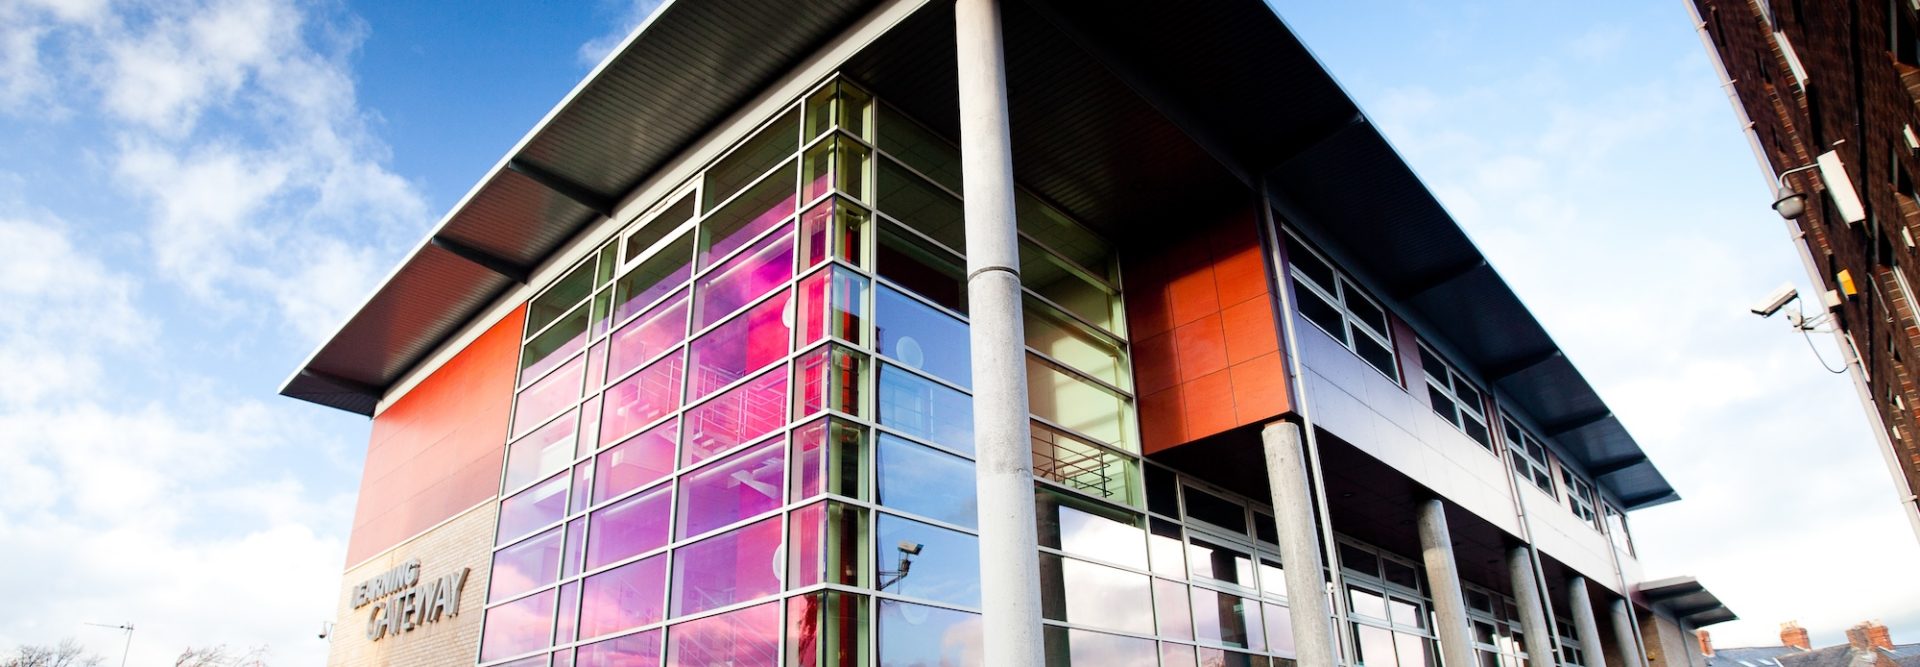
[82,622,133,667]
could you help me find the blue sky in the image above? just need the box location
[0,0,1913,663]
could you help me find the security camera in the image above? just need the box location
[898,541,924,556]
[1750,283,1800,317]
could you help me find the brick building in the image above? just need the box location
[291,0,1732,664]
[1687,0,1920,540]
[1698,621,1920,667]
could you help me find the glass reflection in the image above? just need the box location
[1042,626,1157,667]
[665,600,781,667]
[875,285,970,388]
[594,418,676,504]
[676,437,784,538]
[1035,490,1146,570]
[1192,586,1261,650]
[670,518,783,618]
[876,364,972,455]
[499,473,569,546]
[577,629,661,667]
[586,484,670,570]
[878,600,981,667]
[580,555,666,640]
[875,514,979,607]
[490,527,563,602]
[480,588,555,662]
[1188,538,1255,590]
[877,433,976,528]
[1038,554,1153,635]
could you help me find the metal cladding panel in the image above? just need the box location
[515,0,875,197]
[443,168,601,265]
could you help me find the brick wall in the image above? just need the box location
[328,501,496,667]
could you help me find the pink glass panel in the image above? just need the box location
[585,340,608,392]
[800,199,832,271]
[601,352,684,446]
[695,228,794,328]
[788,502,824,589]
[587,484,672,570]
[498,655,549,667]
[614,236,694,324]
[577,396,602,458]
[665,601,781,667]
[505,410,578,492]
[480,588,555,662]
[569,464,593,515]
[701,180,798,270]
[578,629,662,667]
[580,554,668,640]
[676,438,785,538]
[523,323,589,387]
[595,418,677,504]
[514,356,585,438]
[491,526,563,602]
[499,473,570,546]
[563,517,586,578]
[555,649,575,667]
[670,517,783,617]
[682,367,788,466]
[556,581,579,644]
[687,291,792,401]
[790,419,826,502]
[611,291,689,380]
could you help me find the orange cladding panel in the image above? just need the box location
[344,306,524,566]
[1126,206,1293,454]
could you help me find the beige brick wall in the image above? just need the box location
[328,501,496,667]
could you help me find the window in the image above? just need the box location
[1561,468,1600,530]
[1340,540,1436,667]
[1502,417,1556,496]
[1284,233,1399,381]
[1603,503,1636,556]
[1418,343,1492,449]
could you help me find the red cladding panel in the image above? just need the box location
[1125,207,1292,454]
[345,306,526,566]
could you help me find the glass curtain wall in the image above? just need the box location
[478,75,1146,667]
[1463,584,1533,667]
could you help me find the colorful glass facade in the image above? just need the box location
[481,76,1159,667]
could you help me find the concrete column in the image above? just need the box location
[1566,576,1611,667]
[1508,546,1558,667]
[1610,598,1647,667]
[955,1,1043,665]
[1415,498,1476,667]
[1259,421,1340,666]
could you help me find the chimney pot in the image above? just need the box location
[1865,621,1894,650]
[1698,629,1715,656]
[1782,621,1812,650]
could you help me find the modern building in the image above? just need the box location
[287,1,1728,665]
[1687,0,1920,541]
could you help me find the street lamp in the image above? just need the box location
[1771,163,1822,219]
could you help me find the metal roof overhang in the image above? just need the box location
[1640,576,1738,627]
[282,0,1679,510]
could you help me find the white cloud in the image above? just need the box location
[577,0,665,67]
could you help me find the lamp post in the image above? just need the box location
[82,622,133,667]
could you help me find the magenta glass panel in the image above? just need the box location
[586,340,608,393]
[601,352,684,446]
[556,581,579,644]
[587,484,672,570]
[694,228,794,328]
[596,418,677,504]
[791,419,827,501]
[499,473,570,546]
[670,517,783,617]
[578,629,662,667]
[555,648,575,667]
[701,174,798,270]
[682,367,788,466]
[578,396,602,458]
[564,517,586,578]
[665,601,781,667]
[581,555,668,640]
[571,462,594,514]
[505,410,578,492]
[676,438,784,538]
[491,527,563,601]
[515,356,585,438]
[687,291,792,401]
[788,502,825,589]
[614,234,694,325]
[611,291,689,380]
[498,655,549,667]
[800,198,832,271]
[480,588,556,662]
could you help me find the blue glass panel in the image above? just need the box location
[877,433,976,529]
[875,285,970,388]
[876,364,972,456]
[875,514,980,607]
